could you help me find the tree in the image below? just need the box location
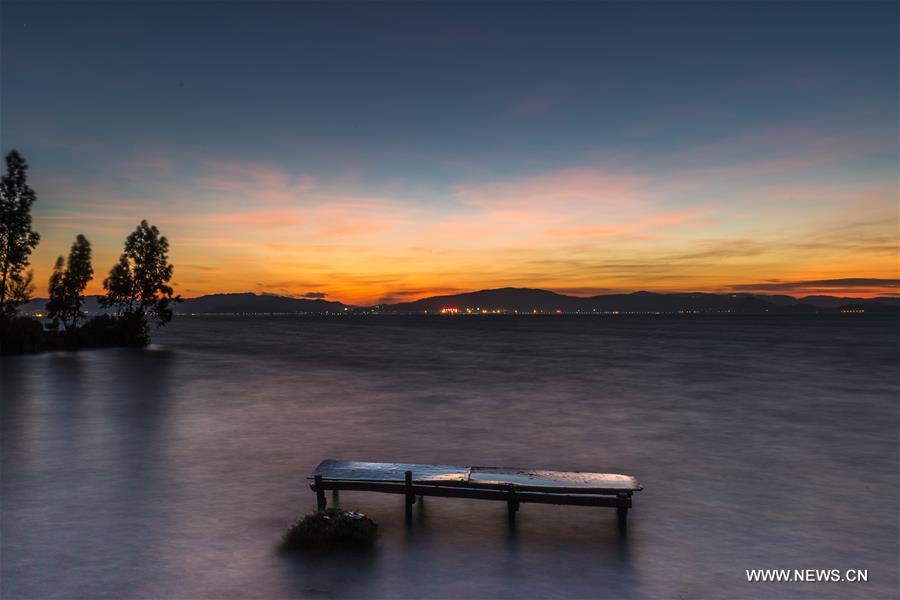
[5,269,35,309]
[63,234,93,327]
[0,150,40,317]
[46,235,93,330]
[46,256,65,324]
[104,254,134,312]
[101,220,179,328]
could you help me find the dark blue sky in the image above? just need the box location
[1,1,897,302]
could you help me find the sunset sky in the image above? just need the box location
[1,1,897,305]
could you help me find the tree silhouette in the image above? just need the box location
[46,235,93,330]
[5,269,35,311]
[101,220,179,327]
[46,256,65,325]
[104,255,133,311]
[0,150,40,317]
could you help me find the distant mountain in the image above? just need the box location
[384,288,586,313]
[732,293,798,306]
[799,295,900,309]
[379,287,900,314]
[17,295,109,316]
[15,288,898,317]
[177,293,348,314]
[836,301,900,313]
[384,288,777,313]
[17,293,349,316]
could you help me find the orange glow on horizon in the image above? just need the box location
[63,273,899,306]
[24,159,899,306]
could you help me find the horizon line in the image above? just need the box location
[24,280,900,306]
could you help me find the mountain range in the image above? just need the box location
[380,287,899,314]
[16,293,347,316]
[16,288,900,316]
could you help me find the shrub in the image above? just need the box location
[0,315,45,354]
[0,312,151,355]
[281,508,377,553]
[77,313,149,348]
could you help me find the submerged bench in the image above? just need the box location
[309,459,643,532]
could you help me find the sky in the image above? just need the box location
[1,1,897,305]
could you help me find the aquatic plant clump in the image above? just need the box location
[281,508,377,552]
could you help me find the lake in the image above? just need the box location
[2,315,898,599]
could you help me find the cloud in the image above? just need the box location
[204,209,304,228]
[455,168,640,211]
[667,121,894,169]
[658,239,769,262]
[550,286,622,296]
[376,286,470,305]
[302,292,326,299]
[542,210,710,242]
[417,167,661,247]
[191,160,317,205]
[26,143,898,306]
[727,278,900,293]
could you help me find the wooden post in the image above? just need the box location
[315,475,326,512]
[616,492,629,534]
[617,506,628,533]
[507,484,519,525]
[332,489,340,506]
[405,470,414,519]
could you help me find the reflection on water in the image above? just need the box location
[2,315,898,599]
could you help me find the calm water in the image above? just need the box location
[2,315,898,599]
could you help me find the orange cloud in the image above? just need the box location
[725,278,899,298]
[26,150,899,305]
[190,160,317,204]
[542,210,710,242]
[203,210,304,228]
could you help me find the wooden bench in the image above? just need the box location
[309,459,643,532]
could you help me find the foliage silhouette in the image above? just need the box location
[0,315,44,354]
[0,150,40,318]
[101,220,180,330]
[47,256,64,314]
[281,508,377,553]
[5,269,35,311]
[46,234,94,330]
[76,313,149,348]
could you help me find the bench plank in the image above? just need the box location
[470,467,640,492]
[315,480,633,507]
[310,460,641,493]
[311,459,470,483]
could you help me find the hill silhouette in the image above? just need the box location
[18,293,349,316]
[381,287,899,314]
[16,288,899,316]
[176,293,347,314]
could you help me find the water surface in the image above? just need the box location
[2,315,898,599]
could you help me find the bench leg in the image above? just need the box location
[507,500,519,525]
[315,475,327,512]
[507,485,519,526]
[404,471,414,520]
[617,506,628,534]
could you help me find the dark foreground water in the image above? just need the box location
[2,315,898,599]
